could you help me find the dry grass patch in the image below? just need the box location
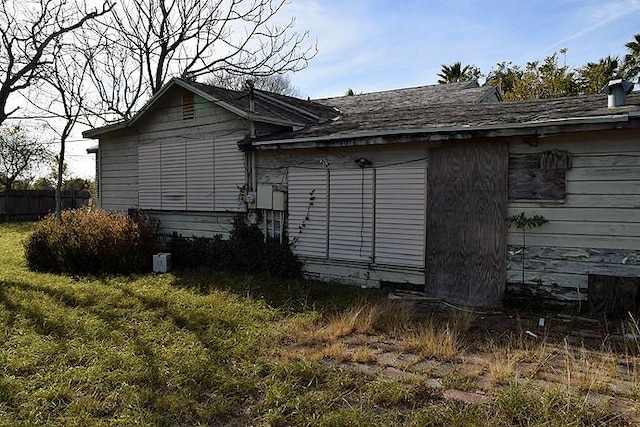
[352,346,379,363]
[486,346,527,385]
[376,300,415,336]
[562,342,620,394]
[402,321,460,361]
[317,342,350,362]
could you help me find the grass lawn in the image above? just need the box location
[0,222,639,426]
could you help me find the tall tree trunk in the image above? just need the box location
[55,140,65,219]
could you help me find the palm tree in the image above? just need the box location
[437,62,481,84]
[577,56,621,94]
[622,33,640,83]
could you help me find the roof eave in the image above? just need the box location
[252,114,636,150]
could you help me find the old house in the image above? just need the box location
[84,78,640,309]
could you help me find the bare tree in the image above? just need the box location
[42,40,93,218]
[208,72,301,96]
[86,0,315,120]
[0,125,50,220]
[0,0,112,127]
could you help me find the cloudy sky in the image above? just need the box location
[282,0,640,98]
[66,0,640,177]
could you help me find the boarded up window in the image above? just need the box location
[508,150,571,200]
[288,165,426,267]
[329,169,374,262]
[139,139,215,211]
[375,166,425,267]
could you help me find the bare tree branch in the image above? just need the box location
[86,0,316,121]
[0,0,113,126]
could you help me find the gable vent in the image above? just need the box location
[182,93,195,120]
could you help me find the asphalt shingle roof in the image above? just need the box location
[255,88,640,142]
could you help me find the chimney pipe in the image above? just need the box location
[602,79,634,108]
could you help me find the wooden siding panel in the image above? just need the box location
[160,140,186,210]
[214,136,246,212]
[375,166,426,267]
[288,168,328,258]
[99,136,138,210]
[506,136,640,302]
[329,169,374,262]
[186,139,214,211]
[138,143,161,209]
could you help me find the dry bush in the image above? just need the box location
[24,208,158,275]
[320,302,382,341]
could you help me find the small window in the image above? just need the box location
[508,150,571,200]
[182,93,195,120]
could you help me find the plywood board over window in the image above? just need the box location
[509,150,571,200]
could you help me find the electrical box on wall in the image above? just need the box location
[257,184,273,209]
[272,190,286,211]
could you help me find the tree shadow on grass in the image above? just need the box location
[169,269,387,314]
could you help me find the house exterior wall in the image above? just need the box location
[97,86,250,238]
[506,129,640,303]
[256,143,429,287]
[258,130,640,306]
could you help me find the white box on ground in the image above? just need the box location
[153,253,172,273]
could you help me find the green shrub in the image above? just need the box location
[170,215,301,278]
[24,208,159,275]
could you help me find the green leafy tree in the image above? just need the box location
[507,213,549,285]
[485,62,523,97]
[437,62,481,84]
[489,52,579,100]
[577,56,622,94]
[0,125,50,220]
[622,33,640,83]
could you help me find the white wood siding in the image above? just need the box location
[138,143,161,209]
[152,211,236,239]
[288,168,328,258]
[160,140,187,210]
[507,132,640,292]
[214,136,245,211]
[99,87,247,217]
[375,166,426,267]
[99,135,138,210]
[329,169,374,262]
[186,139,214,211]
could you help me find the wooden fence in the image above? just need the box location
[0,190,91,222]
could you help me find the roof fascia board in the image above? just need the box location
[82,121,128,139]
[252,114,632,149]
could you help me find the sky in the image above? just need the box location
[62,0,640,178]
